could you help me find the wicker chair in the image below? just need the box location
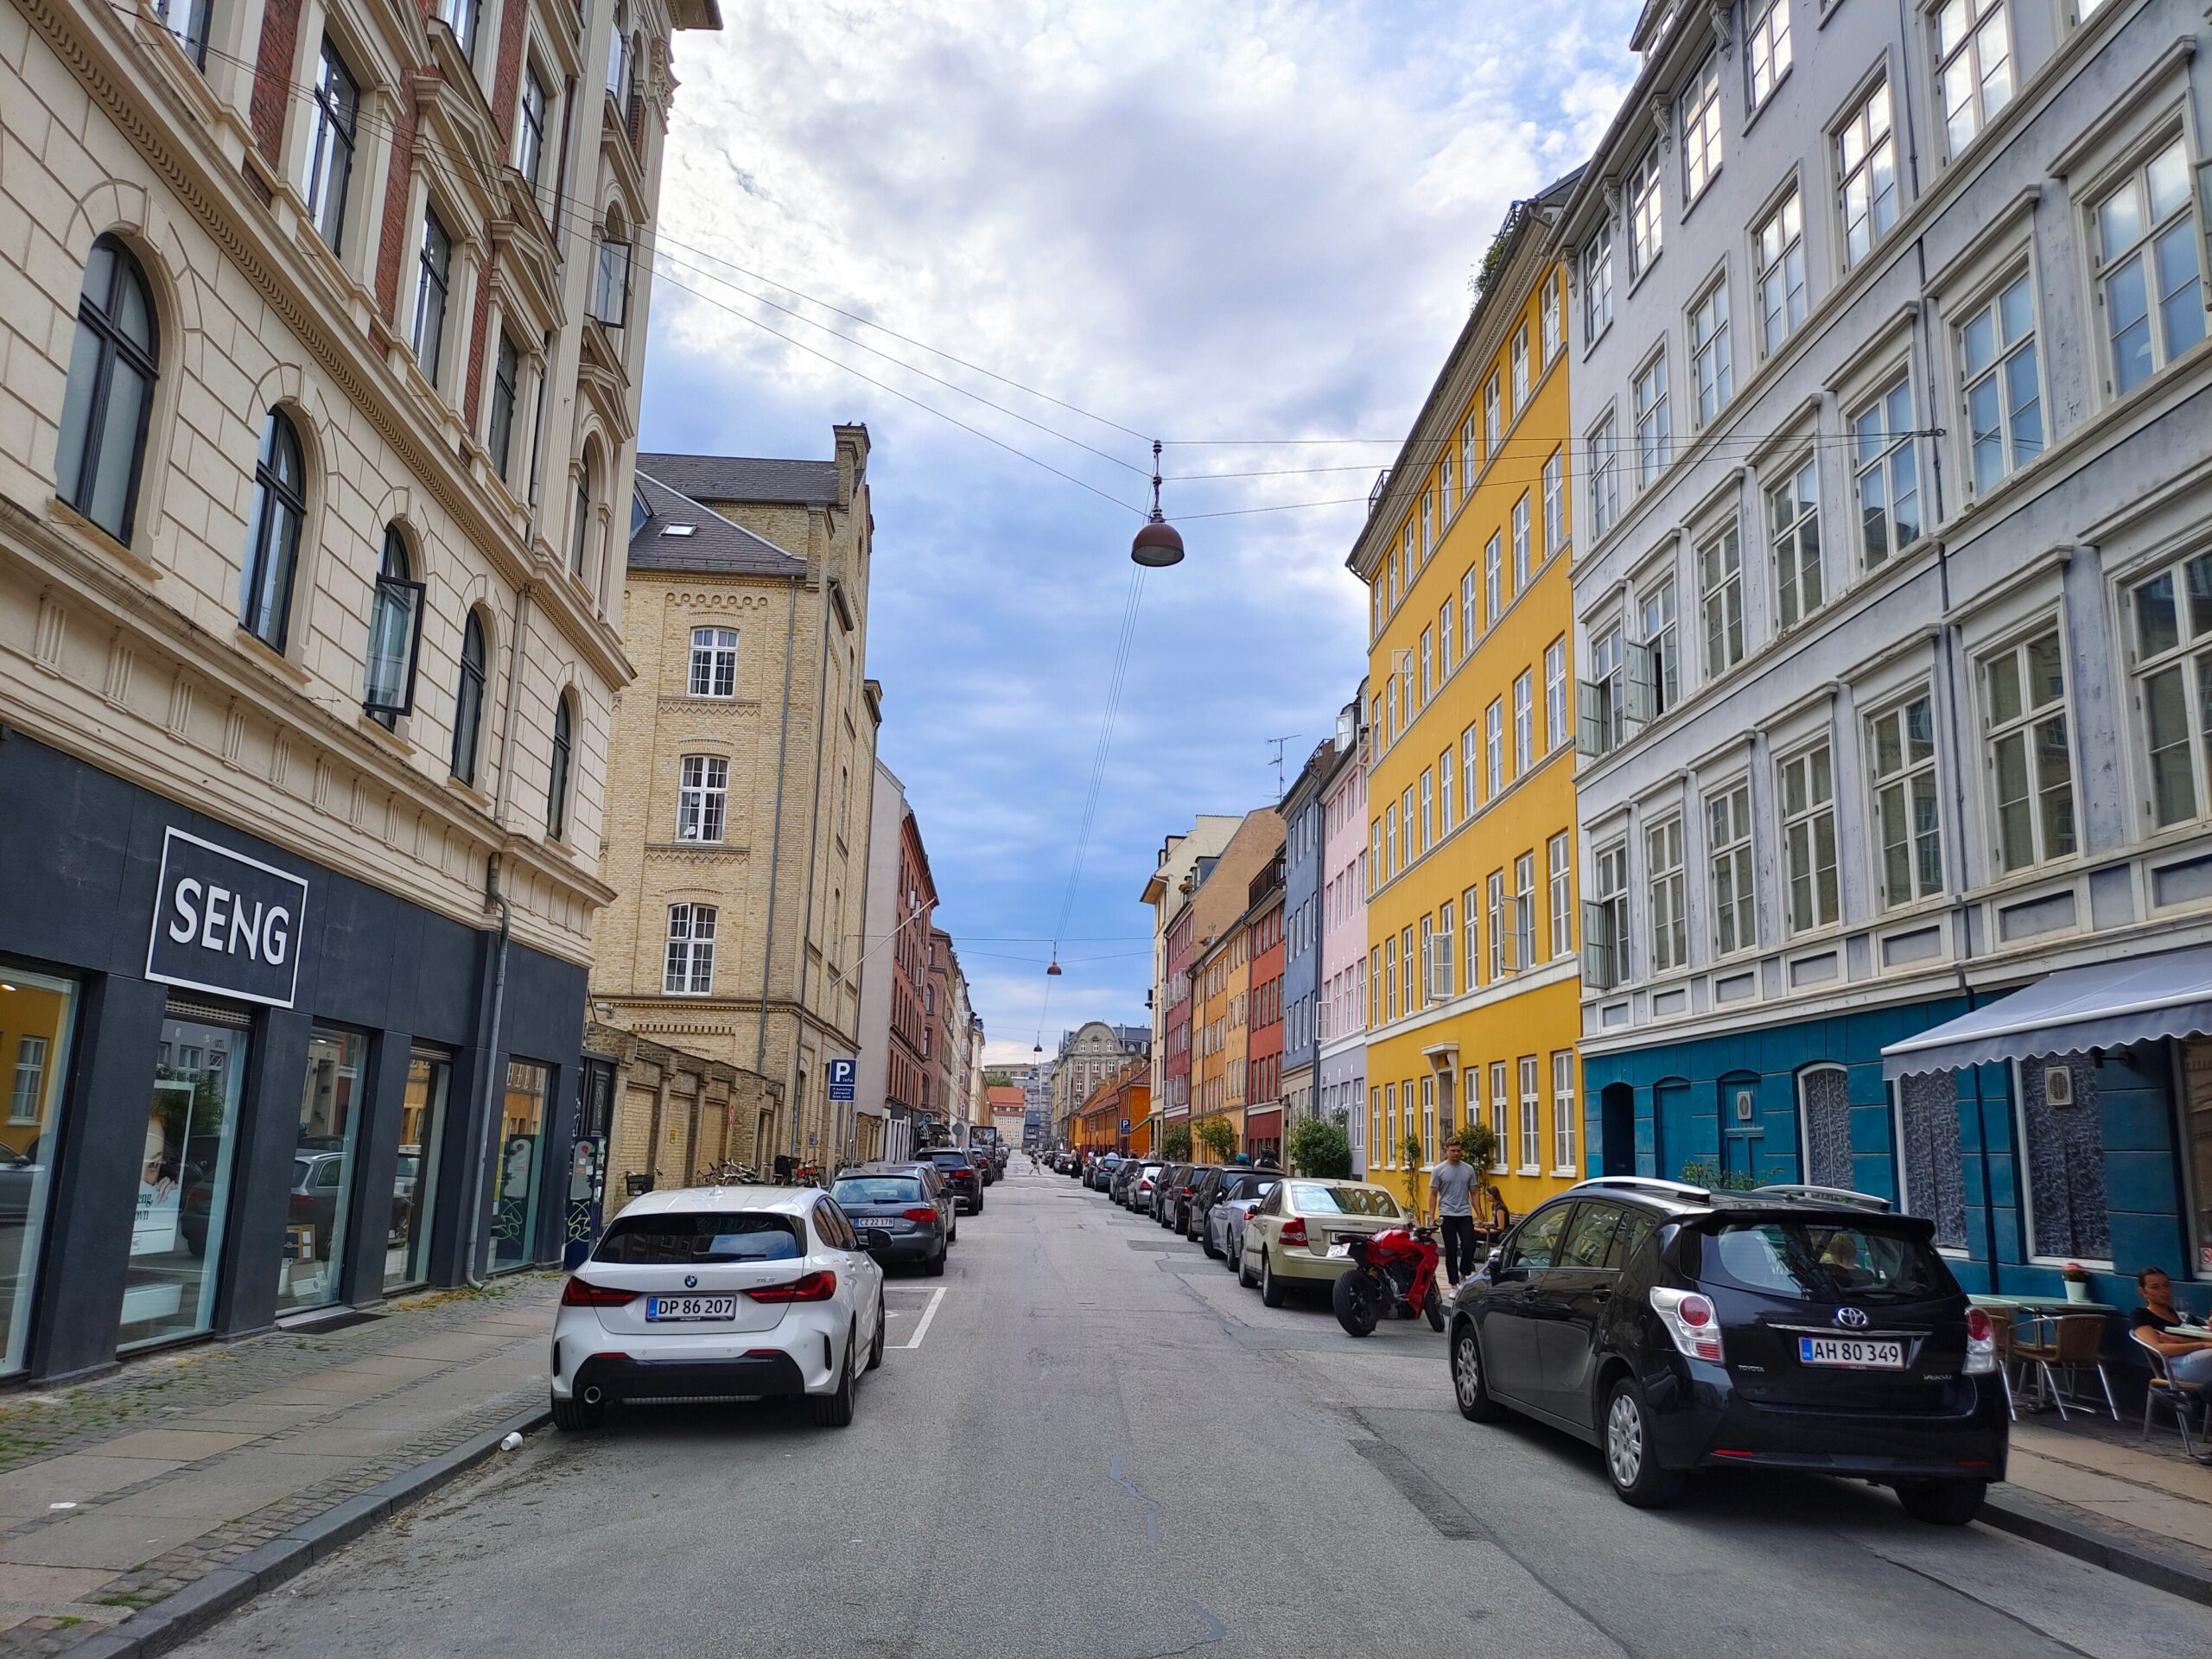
[2133,1329,2210,1455]
[2011,1313,2119,1421]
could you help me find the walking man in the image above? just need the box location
[1431,1141,1479,1287]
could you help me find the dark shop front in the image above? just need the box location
[0,734,587,1386]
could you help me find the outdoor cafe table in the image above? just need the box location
[1969,1294,2120,1317]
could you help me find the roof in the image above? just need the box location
[635,452,842,507]
[626,473,808,577]
[611,1183,817,1218]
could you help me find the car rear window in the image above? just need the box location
[832,1177,925,1205]
[1287,1183,1401,1217]
[1695,1221,1956,1302]
[594,1212,803,1264]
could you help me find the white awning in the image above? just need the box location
[1881,946,2212,1081]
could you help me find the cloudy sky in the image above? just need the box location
[638,1,1640,1065]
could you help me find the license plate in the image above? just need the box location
[1326,1241,1352,1258]
[645,1295,737,1322]
[1798,1336,1905,1370]
[860,1217,908,1231]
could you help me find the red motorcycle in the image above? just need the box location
[1332,1225,1446,1337]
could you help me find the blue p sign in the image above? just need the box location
[827,1058,857,1101]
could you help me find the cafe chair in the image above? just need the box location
[2012,1313,2120,1421]
[1984,1307,2019,1421]
[2133,1330,2209,1457]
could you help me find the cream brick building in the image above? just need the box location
[0,0,713,1382]
[593,435,879,1176]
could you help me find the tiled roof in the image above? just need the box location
[635,451,841,506]
[626,472,808,577]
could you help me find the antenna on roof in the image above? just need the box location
[1265,735,1300,803]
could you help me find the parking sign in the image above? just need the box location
[828,1057,856,1101]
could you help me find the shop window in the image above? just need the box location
[386,1052,449,1292]
[123,1003,249,1351]
[278,1028,364,1316]
[1897,1071,1967,1251]
[2020,1056,2109,1262]
[0,969,74,1377]
[492,1059,550,1271]
[1797,1064,1853,1191]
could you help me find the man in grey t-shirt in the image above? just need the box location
[1430,1143,1479,1287]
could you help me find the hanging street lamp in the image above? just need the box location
[1130,440,1184,568]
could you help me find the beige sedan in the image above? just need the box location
[1237,1179,1408,1307]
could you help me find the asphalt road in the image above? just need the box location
[177,1166,2212,1659]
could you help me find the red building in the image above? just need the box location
[1245,853,1286,1162]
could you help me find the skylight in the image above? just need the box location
[661,524,697,537]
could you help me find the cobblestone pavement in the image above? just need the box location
[0,1276,560,1654]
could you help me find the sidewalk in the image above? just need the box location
[0,1275,559,1657]
[1986,1414,2212,1604]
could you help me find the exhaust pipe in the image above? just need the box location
[582,1385,604,1406]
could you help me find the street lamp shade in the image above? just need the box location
[1046,959,1063,976]
[1130,518,1184,568]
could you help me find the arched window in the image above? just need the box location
[590,208,630,327]
[546,694,573,839]
[570,442,598,576]
[240,411,306,650]
[365,527,425,727]
[1796,1063,1853,1190]
[451,611,486,784]
[56,235,159,545]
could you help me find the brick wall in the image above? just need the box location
[249,0,302,163]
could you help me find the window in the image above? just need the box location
[1385,800,1398,875]
[1485,699,1503,798]
[1511,494,1531,589]
[1769,459,1822,629]
[1440,598,1454,672]
[1629,143,1663,277]
[364,527,426,724]
[1780,743,1839,931]
[1459,567,1478,655]
[1420,770,1433,852]
[1589,414,1619,539]
[1689,277,1731,426]
[451,611,487,785]
[304,40,357,251]
[124,1008,244,1351]
[1548,832,1572,958]
[1681,54,1722,200]
[1640,577,1679,715]
[9,1035,47,1126]
[1587,842,1628,988]
[1838,80,1900,267]
[1434,904,1455,1000]
[1441,451,1455,518]
[1700,520,1745,677]
[1542,448,1565,555]
[1460,417,1478,487]
[442,0,479,58]
[1633,351,1669,490]
[1647,816,1687,974]
[591,215,632,327]
[1749,0,1791,106]
[1512,671,1532,774]
[1420,626,1434,702]
[1545,637,1567,750]
[1552,1051,1576,1173]
[1386,680,1398,744]
[240,410,306,652]
[1519,1056,1542,1172]
[1707,782,1757,955]
[1514,852,1536,968]
[1440,746,1455,831]
[1484,376,1501,450]
[1484,534,1502,626]
[1984,627,2075,871]
[2093,140,2205,397]
[1487,871,1507,979]
[488,333,521,479]
[1461,888,1479,991]
[687,626,739,698]
[1541,276,1561,362]
[547,696,572,838]
[1755,188,1808,356]
[413,207,453,378]
[55,236,158,544]
[664,904,716,995]
[1853,376,1920,568]
[1960,271,2043,493]
[1581,625,1625,756]
[153,0,210,62]
[1421,495,1433,561]
[1934,0,2012,154]
[1511,327,1529,408]
[518,67,550,190]
[1402,785,1415,858]
[1584,224,1615,340]
[1490,1063,1510,1173]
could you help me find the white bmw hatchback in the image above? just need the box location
[550,1185,887,1430]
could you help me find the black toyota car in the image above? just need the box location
[1446,1177,2005,1522]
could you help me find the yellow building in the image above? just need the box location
[1353,180,1582,1222]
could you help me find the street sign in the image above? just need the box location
[1121,1118,1131,1131]
[828,1058,856,1102]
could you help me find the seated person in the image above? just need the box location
[2133,1267,2212,1386]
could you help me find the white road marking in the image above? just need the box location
[899,1287,948,1350]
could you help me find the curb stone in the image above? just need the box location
[1980,1486,2212,1607]
[57,1404,550,1659]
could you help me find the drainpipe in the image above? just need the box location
[464,855,514,1287]
[753,575,803,1140]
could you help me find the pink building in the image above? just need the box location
[1318,687,1370,1175]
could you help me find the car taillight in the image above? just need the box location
[901,1207,938,1224]
[1964,1305,1997,1376]
[561,1278,637,1307]
[1281,1217,1308,1248]
[747,1270,836,1303]
[1649,1286,1724,1363]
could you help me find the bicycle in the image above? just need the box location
[695,1159,758,1186]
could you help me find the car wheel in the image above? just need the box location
[809,1325,858,1427]
[1895,1479,1986,1526]
[926,1242,947,1276]
[1452,1321,1507,1422]
[550,1391,602,1432]
[1201,1222,1221,1259]
[1602,1377,1683,1508]
[948,1220,958,1243]
[866,1295,887,1372]
[1238,1247,1257,1288]
[1260,1250,1287,1308]
[1224,1230,1242,1270]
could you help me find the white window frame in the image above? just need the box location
[1512,493,1532,589]
[1511,327,1529,410]
[1646,814,1688,975]
[1551,1050,1577,1175]
[1980,623,2077,874]
[1542,448,1566,556]
[1541,276,1562,363]
[1545,637,1568,751]
[677,753,728,843]
[1754,184,1808,359]
[1700,518,1745,679]
[1513,671,1533,776]
[1632,347,1670,492]
[664,902,717,995]
[1852,372,1922,571]
[1681,52,1723,202]
[1490,1062,1510,1174]
[1779,741,1840,933]
[2089,137,2207,401]
[1486,699,1504,799]
[1769,455,1823,631]
[1548,831,1573,959]
[687,626,738,697]
[1587,840,1629,988]
[1584,223,1614,340]
[1707,780,1757,957]
[1933,0,2014,158]
[1518,1055,1542,1174]
[1588,412,1620,541]
[1629,142,1664,278]
[1688,274,1732,428]
[1837,78,1901,269]
[1955,265,2044,495]
[1485,534,1503,627]
[1748,0,1792,109]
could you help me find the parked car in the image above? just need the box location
[550,1184,887,1431]
[287,1149,350,1261]
[1446,1177,2006,1521]
[1184,1167,1244,1242]
[1239,1179,1408,1307]
[1205,1169,1281,1263]
[1109,1158,1145,1205]
[915,1147,985,1215]
[1151,1164,1188,1226]
[969,1147,996,1188]
[1089,1154,1125,1192]
[830,1165,950,1275]
[1162,1164,1218,1235]
[1129,1161,1165,1215]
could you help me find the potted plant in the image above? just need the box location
[2061,1262,2093,1304]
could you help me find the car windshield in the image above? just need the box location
[594,1211,803,1264]
[1288,1183,1400,1217]
[832,1177,924,1205]
[1696,1221,1956,1302]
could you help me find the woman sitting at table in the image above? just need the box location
[2132,1267,2212,1385]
